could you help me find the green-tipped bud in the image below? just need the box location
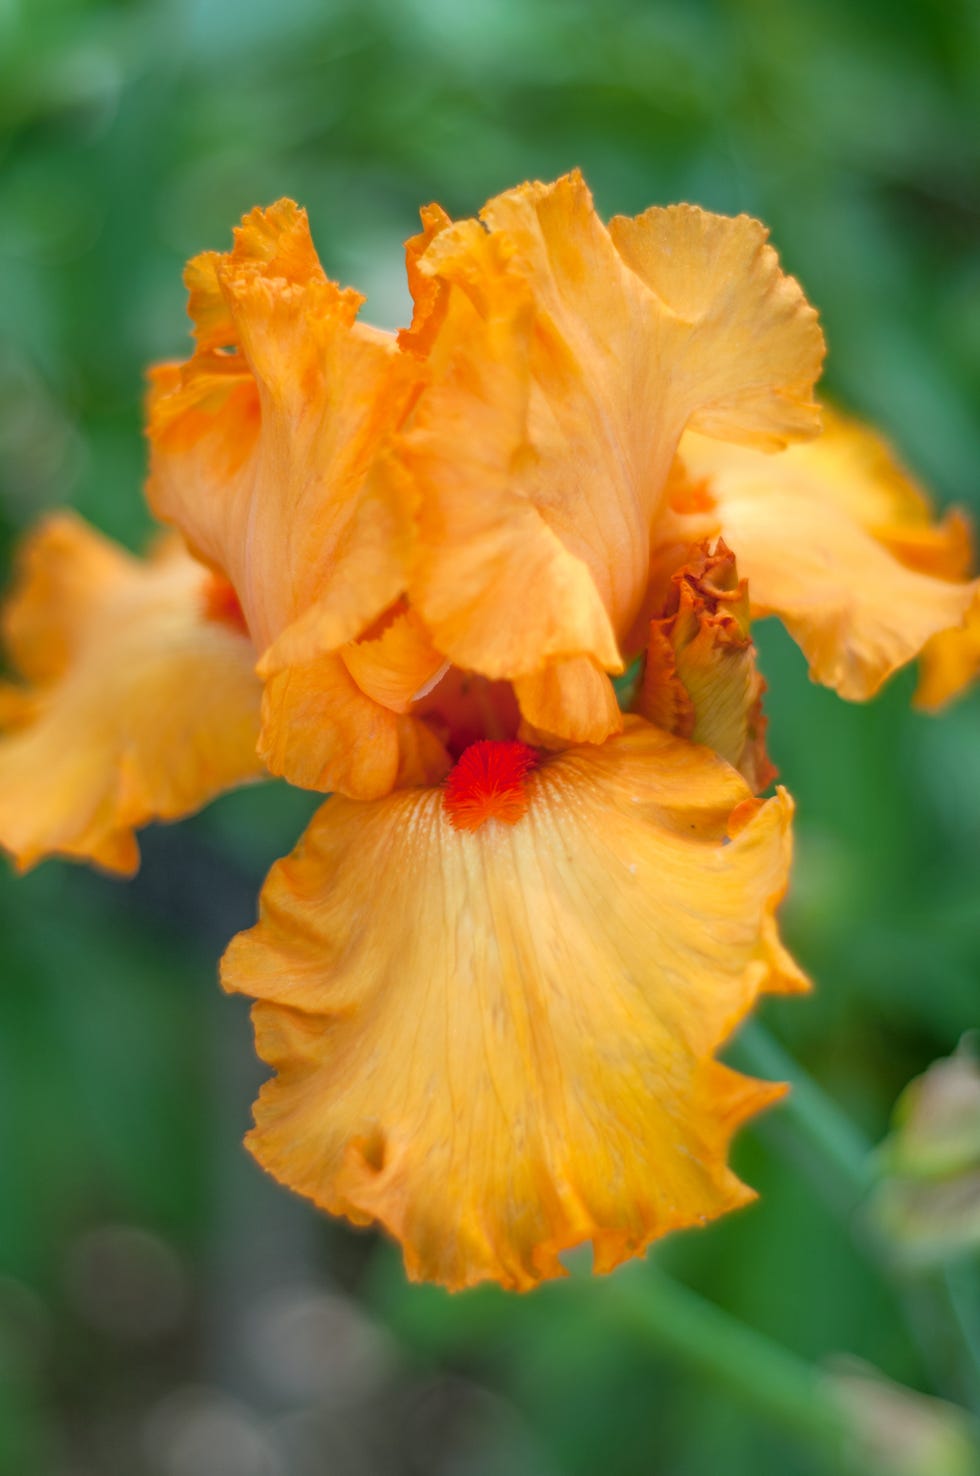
[870,1038,980,1266]
[828,1361,980,1476]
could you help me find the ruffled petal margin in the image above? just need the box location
[258,653,449,800]
[222,718,807,1291]
[147,201,424,795]
[148,200,421,661]
[0,514,263,874]
[397,172,824,735]
[672,414,979,701]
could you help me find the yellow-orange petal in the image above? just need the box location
[183,199,330,357]
[0,514,263,874]
[147,200,421,667]
[258,655,449,800]
[636,540,775,793]
[514,655,623,748]
[222,717,805,1291]
[400,201,454,358]
[400,214,622,682]
[608,205,824,450]
[0,684,38,729]
[397,173,824,743]
[340,607,447,716]
[916,588,980,709]
[793,409,974,581]
[1,511,129,686]
[674,419,979,700]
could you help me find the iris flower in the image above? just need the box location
[1,173,976,1290]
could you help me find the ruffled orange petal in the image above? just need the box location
[673,416,978,700]
[340,607,447,716]
[0,514,262,874]
[789,410,974,580]
[400,215,622,682]
[258,655,449,800]
[916,590,980,709]
[636,540,774,792]
[223,718,806,1291]
[400,201,454,357]
[608,205,824,450]
[147,200,421,664]
[148,201,428,797]
[397,172,823,733]
[2,511,128,685]
[184,198,325,353]
[514,655,623,748]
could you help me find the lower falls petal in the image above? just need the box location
[222,718,807,1291]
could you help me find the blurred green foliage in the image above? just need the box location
[0,0,978,1472]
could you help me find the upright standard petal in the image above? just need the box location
[223,719,806,1291]
[147,201,426,794]
[672,414,978,700]
[148,200,421,658]
[608,205,824,449]
[0,514,263,874]
[397,172,824,745]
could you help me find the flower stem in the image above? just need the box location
[939,1263,980,1415]
[731,1019,980,1411]
[731,1018,872,1201]
[593,1266,861,1471]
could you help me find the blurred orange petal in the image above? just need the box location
[796,410,974,581]
[674,415,978,700]
[2,506,129,686]
[916,590,980,709]
[398,172,823,733]
[0,514,262,874]
[223,719,804,1291]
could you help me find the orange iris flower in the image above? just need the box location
[1,172,977,1290]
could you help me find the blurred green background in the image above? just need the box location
[0,0,978,1472]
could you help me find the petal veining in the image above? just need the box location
[223,718,805,1290]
